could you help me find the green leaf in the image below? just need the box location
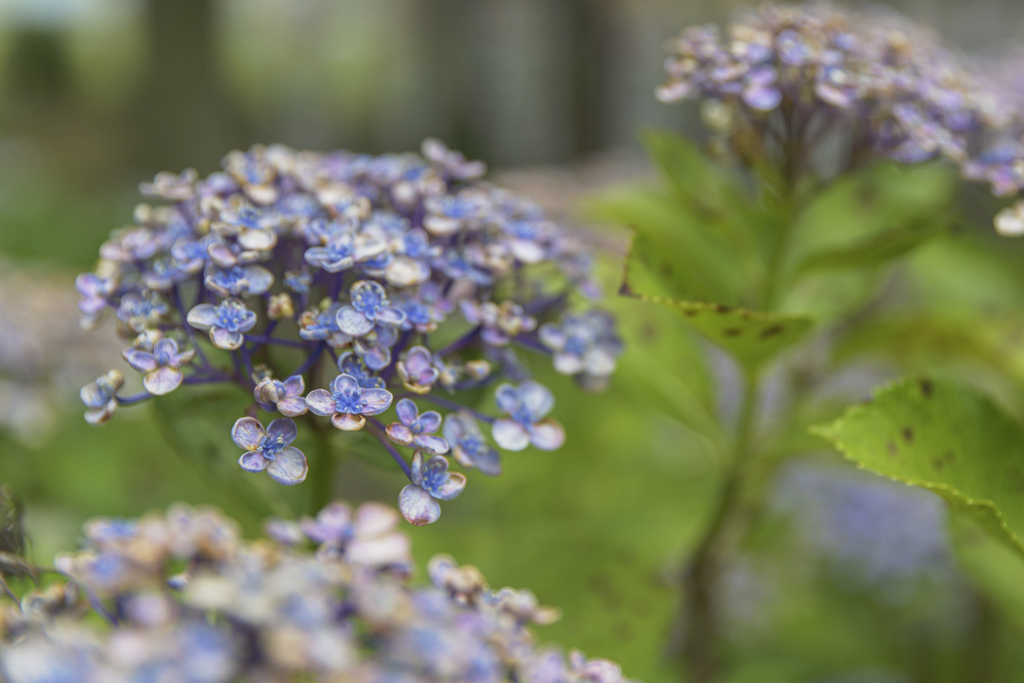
[793,218,951,274]
[949,512,1024,635]
[588,187,748,305]
[811,377,1024,559]
[618,231,814,371]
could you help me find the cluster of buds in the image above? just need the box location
[656,2,1024,234]
[0,501,634,683]
[75,140,622,524]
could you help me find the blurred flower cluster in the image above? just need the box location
[75,140,621,523]
[0,500,632,683]
[772,461,954,591]
[656,2,1024,233]
[0,263,122,446]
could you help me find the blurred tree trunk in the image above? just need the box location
[566,0,613,157]
[137,0,250,174]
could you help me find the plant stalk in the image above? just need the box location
[679,369,759,683]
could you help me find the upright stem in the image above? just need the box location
[679,121,804,681]
[307,417,334,514]
[679,369,759,683]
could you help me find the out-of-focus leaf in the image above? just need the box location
[835,314,1024,386]
[793,218,951,274]
[589,188,747,304]
[950,512,1024,635]
[780,161,956,323]
[788,161,955,261]
[811,377,1024,559]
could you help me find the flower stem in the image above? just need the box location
[307,416,335,514]
[679,369,759,683]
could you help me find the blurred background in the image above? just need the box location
[4,1,1024,682]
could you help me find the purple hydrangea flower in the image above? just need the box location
[187,298,258,350]
[304,225,388,274]
[352,324,399,371]
[298,302,351,348]
[116,291,169,333]
[398,453,467,525]
[253,375,308,417]
[460,300,537,346]
[386,399,450,455]
[443,412,501,476]
[396,346,440,394]
[336,352,385,389]
[123,337,195,395]
[538,310,622,392]
[492,380,565,451]
[306,373,393,431]
[204,264,274,297]
[336,280,406,337]
[75,272,115,327]
[80,370,124,426]
[231,417,308,485]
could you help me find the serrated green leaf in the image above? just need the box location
[811,377,1024,559]
[618,232,814,371]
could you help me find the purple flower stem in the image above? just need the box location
[512,334,551,355]
[116,391,154,405]
[435,326,481,358]
[244,335,306,349]
[380,329,413,382]
[172,285,213,370]
[367,418,412,480]
[410,393,495,424]
[291,342,326,379]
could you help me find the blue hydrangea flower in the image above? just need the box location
[336,280,406,337]
[231,417,308,485]
[299,501,352,545]
[336,352,385,389]
[396,346,439,394]
[75,273,115,327]
[284,269,313,293]
[538,310,623,392]
[215,197,278,251]
[492,380,565,451]
[140,168,198,201]
[187,298,258,350]
[460,299,537,346]
[204,264,274,297]
[116,291,169,333]
[443,412,501,476]
[399,453,466,525]
[253,375,308,417]
[298,302,351,348]
[80,370,124,426]
[100,226,160,262]
[306,373,393,431]
[304,226,387,273]
[352,324,399,371]
[423,191,489,236]
[386,399,450,455]
[123,337,195,395]
[421,138,486,180]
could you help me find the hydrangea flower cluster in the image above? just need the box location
[772,461,953,589]
[0,501,634,683]
[75,140,622,524]
[656,2,1024,232]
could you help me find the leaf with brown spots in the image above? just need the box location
[811,376,1024,560]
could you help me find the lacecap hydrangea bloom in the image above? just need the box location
[657,2,1024,233]
[0,501,635,683]
[75,140,621,524]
